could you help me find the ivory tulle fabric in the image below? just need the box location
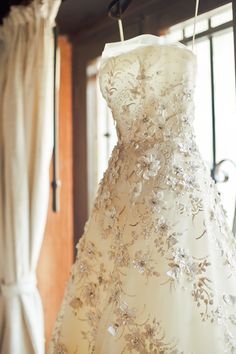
[49,35,236,354]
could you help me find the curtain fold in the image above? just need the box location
[0,1,61,353]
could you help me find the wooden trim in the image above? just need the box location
[70,0,231,44]
[72,45,88,252]
[38,36,74,349]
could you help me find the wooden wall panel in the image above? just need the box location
[37,36,73,350]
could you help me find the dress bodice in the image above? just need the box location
[98,34,197,145]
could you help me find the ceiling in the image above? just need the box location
[1,0,231,35]
[56,0,117,35]
[0,0,114,30]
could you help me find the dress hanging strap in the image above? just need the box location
[192,0,200,51]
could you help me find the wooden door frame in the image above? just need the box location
[70,0,232,252]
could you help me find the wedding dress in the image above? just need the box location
[48,34,236,354]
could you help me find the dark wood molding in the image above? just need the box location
[72,44,89,252]
[70,0,231,44]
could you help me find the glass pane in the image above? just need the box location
[184,19,208,38]
[211,4,232,27]
[192,39,213,166]
[107,103,118,157]
[97,82,116,182]
[87,61,99,211]
[86,57,118,210]
[213,30,236,226]
[165,28,183,42]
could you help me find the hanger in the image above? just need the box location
[108,0,133,41]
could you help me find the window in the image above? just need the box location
[86,4,236,227]
[86,59,117,211]
[165,3,236,227]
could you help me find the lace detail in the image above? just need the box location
[49,39,236,354]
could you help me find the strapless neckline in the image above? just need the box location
[101,34,196,63]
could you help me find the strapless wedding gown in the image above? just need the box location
[48,34,236,354]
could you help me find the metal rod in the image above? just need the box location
[52,26,61,212]
[208,19,217,179]
[108,0,132,41]
[232,0,236,94]
[231,0,236,235]
[192,0,200,51]
[118,18,125,41]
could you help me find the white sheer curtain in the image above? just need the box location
[0,1,61,353]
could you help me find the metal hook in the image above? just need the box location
[107,0,133,41]
[107,0,133,20]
